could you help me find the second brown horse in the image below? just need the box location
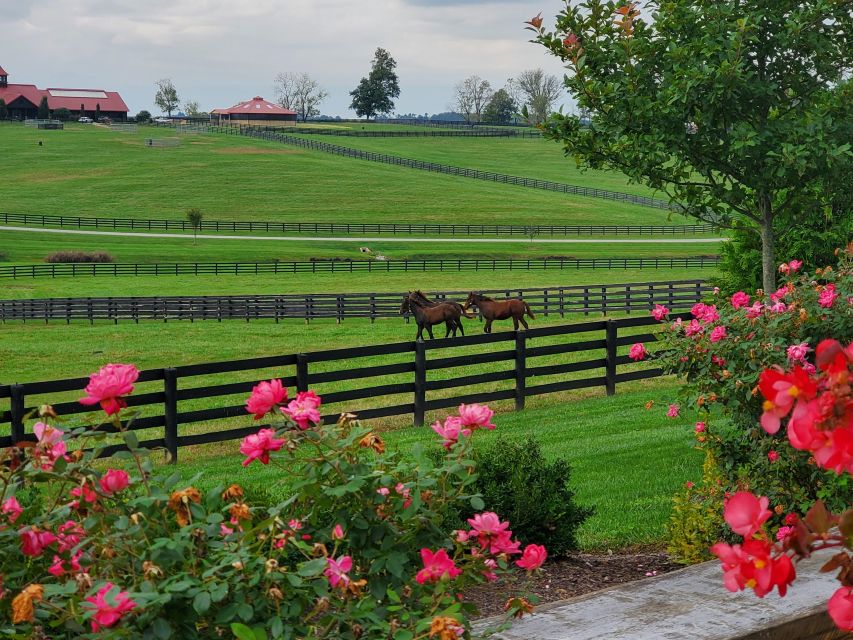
[463,292,535,333]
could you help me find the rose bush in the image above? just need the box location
[654,248,851,564]
[0,370,546,638]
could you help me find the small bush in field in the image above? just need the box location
[436,436,592,557]
[44,251,115,263]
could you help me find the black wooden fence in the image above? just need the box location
[0,212,717,237]
[0,280,710,323]
[0,257,720,281]
[261,127,541,138]
[154,122,674,211]
[0,314,681,460]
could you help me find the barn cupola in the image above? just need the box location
[0,66,8,88]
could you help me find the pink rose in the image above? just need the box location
[629,343,647,361]
[786,342,811,364]
[778,262,790,275]
[788,260,803,273]
[239,428,286,467]
[2,497,23,523]
[34,422,64,446]
[324,555,352,589]
[695,422,706,433]
[57,520,85,553]
[770,302,788,313]
[724,491,771,538]
[818,284,838,308]
[20,528,57,557]
[685,481,694,489]
[415,548,462,584]
[730,291,750,309]
[746,302,765,319]
[775,526,794,541]
[431,416,471,449]
[467,512,520,555]
[376,487,390,496]
[667,404,680,418]
[651,304,669,321]
[245,379,288,420]
[709,325,727,343]
[828,586,853,631]
[48,551,82,577]
[684,319,704,337]
[516,544,548,571]
[83,583,137,632]
[281,391,322,430]
[99,469,130,495]
[332,524,345,540]
[79,364,139,415]
[457,403,495,430]
[767,450,779,462]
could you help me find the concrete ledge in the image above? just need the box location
[474,551,847,639]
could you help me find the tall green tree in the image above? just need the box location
[529,0,852,292]
[154,78,180,117]
[482,89,518,124]
[0,99,8,120]
[37,96,50,119]
[349,48,400,120]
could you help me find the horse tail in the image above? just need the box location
[523,301,536,319]
[462,309,476,319]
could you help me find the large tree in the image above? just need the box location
[514,68,561,125]
[37,96,50,119]
[274,72,328,122]
[154,78,180,117]
[452,75,493,123]
[0,99,7,120]
[529,0,852,292]
[349,48,400,120]
[482,88,518,124]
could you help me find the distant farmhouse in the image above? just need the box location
[0,65,129,121]
[211,96,297,125]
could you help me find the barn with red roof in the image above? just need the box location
[0,65,128,121]
[211,96,296,125]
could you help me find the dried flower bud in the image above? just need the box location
[38,405,58,420]
[229,503,251,522]
[130,512,144,525]
[504,596,535,619]
[74,572,93,592]
[142,561,163,579]
[231,561,244,570]
[358,432,385,454]
[265,558,279,574]
[774,504,785,515]
[267,586,284,601]
[221,484,244,501]
[11,584,43,624]
[312,543,329,557]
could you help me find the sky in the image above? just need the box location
[2,0,575,117]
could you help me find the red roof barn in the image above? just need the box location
[211,96,297,124]
[0,66,128,121]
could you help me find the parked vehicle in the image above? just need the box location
[153,117,171,124]
[78,116,93,123]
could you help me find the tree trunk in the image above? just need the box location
[758,195,776,294]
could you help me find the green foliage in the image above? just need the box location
[666,451,728,564]
[715,211,853,294]
[135,110,152,123]
[435,437,592,556]
[482,89,517,124]
[186,207,204,243]
[37,96,50,119]
[155,78,180,117]
[349,48,400,120]
[53,108,71,122]
[0,98,8,120]
[531,0,853,292]
[657,252,852,550]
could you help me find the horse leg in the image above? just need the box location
[458,319,465,336]
[513,317,519,331]
[416,322,424,341]
[520,316,529,330]
[427,323,435,340]
[444,320,453,338]
[484,319,492,334]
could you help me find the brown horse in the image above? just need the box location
[463,292,535,333]
[400,293,470,340]
[411,290,474,322]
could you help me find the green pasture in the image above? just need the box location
[0,123,679,226]
[290,132,661,197]
[0,266,712,300]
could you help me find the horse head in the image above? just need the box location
[463,292,478,310]
[399,296,412,315]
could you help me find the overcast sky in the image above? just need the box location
[2,0,575,116]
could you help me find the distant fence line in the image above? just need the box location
[268,127,541,138]
[0,280,710,323]
[155,122,675,211]
[0,313,683,459]
[0,212,717,237]
[0,257,721,280]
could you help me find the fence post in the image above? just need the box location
[163,368,179,463]
[10,384,26,443]
[605,320,618,396]
[296,354,309,392]
[413,340,427,427]
[515,331,527,411]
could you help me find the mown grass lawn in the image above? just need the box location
[0,123,677,226]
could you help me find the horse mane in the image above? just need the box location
[474,292,494,302]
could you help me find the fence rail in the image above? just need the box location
[0,280,710,323]
[0,314,682,459]
[156,122,675,211]
[0,257,720,281]
[264,127,541,138]
[0,212,717,237]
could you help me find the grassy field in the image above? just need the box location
[289,132,661,197]
[0,123,678,226]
